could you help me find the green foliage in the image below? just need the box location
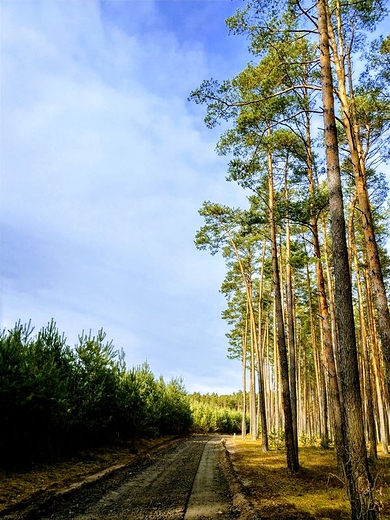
[158,378,193,435]
[0,321,193,468]
[70,329,121,444]
[268,428,286,450]
[188,78,240,129]
[189,392,247,434]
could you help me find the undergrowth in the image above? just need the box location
[227,438,390,519]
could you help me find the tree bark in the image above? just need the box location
[306,255,329,445]
[327,0,390,403]
[349,192,377,459]
[257,241,269,451]
[285,171,299,456]
[242,312,248,438]
[317,1,376,517]
[303,92,334,450]
[364,266,390,454]
[247,277,258,440]
[268,139,299,472]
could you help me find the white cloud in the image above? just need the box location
[1,0,247,393]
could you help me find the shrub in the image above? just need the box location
[0,321,193,468]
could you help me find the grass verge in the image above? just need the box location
[225,438,390,519]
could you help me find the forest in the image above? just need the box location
[0,320,245,469]
[0,320,193,468]
[190,0,390,519]
[2,1,390,519]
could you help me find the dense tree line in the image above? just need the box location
[191,1,389,518]
[0,320,192,468]
[189,392,246,434]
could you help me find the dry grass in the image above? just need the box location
[226,437,390,519]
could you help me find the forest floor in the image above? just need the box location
[1,435,389,519]
[227,437,390,519]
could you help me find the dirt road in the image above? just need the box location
[4,436,243,520]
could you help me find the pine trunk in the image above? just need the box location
[317,1,376,517]
[268,142,299,472]
[327,0,390,403]
[285,174,299,456]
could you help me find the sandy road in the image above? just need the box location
[6,436,239,520]
[184,437,236,520]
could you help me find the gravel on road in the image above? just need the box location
[1,436,256,520]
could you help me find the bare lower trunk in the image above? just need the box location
[268,142,299,473]
[257,246,269,451]
[348,195,377,459]
[285,176,298,456]
[242,318,248,438]
[317,1,376,517]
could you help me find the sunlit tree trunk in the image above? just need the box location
[327,0,390,403]
[248,279,258,440]
[321,217,338,356]
[317,1,376,516]
[348,193,377,459]
[273,298,280,441]
[300,68,335,446]
[257,240,269,450]
[264,317,273,435]
[364,266,390,454]
[267,137,299,472]
[205,213,260,442]
[242,311,248,438]
[304,102,334,448]
[284,170,299,457]
[305,256,329,445]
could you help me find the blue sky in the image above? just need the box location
[1,0,252,394]
[2,1,389,395]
